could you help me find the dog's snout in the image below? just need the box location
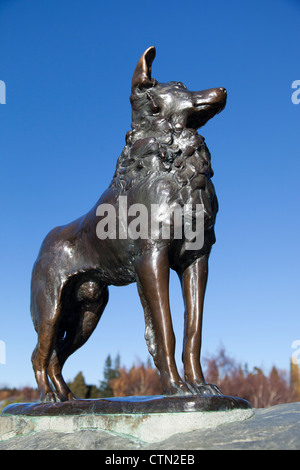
[193,87,227,107]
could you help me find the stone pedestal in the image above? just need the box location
[1,394,253,443]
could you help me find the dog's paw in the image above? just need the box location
[40,391,58,403]
[163,379,196,396]
[194,383,223,396]
[40,390,70,403]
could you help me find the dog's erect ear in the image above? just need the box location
[131,46,156,92]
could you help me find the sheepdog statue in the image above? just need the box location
[31,46,228,402]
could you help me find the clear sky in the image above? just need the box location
[0,0,299,389]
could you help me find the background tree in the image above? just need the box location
[204,348,298,408]
[68,371,88,398]
[86,384,102,399]
[290,359,300,400]
[99,354,120,397]
[110,360,162,397]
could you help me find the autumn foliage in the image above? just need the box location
[203,348,300,408]
[110,361,162,397]
[1,349,300,410]
[107,349,300,408]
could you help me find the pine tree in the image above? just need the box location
[69,371,88,398]
[86,384,102,399]
[99,354,120,397]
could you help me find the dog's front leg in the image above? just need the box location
[136,247,192,396]
[180,254,223,396]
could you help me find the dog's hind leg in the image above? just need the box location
[136,247,193,396]
[47,283,109,401]
[31,301,61,403]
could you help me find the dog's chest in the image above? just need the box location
[111,131,218,222]
[171,140,213,185]
[170,140,218,221]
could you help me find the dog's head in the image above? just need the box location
[130,46,227,130]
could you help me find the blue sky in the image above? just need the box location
[0,0,299,389]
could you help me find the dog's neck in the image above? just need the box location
[110,117,213,193]
[127,117,205,148]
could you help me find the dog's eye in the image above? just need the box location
[176,82,186,89]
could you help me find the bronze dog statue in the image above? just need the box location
[31,46,227,402]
